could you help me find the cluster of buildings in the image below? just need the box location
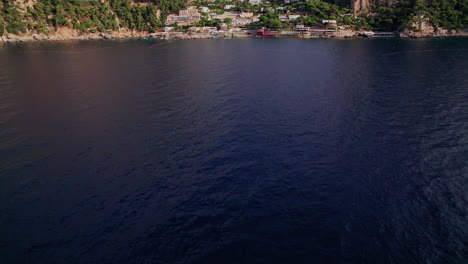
[166,6,201,26]
[165,1,340,28]
[161,1,396,38]
[166,6,262,27]
[163,21,341,37]
[163,1,383,38]
[187,0,263,3]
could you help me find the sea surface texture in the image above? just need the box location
[0,38,467,264]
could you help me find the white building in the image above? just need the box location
[240,12,254,18]
[189,27,218,33]
[280,14,301,21]
[214,12,241,20]
[166,9,201,26]
[179,6,200,16]
[288,15,300,20]
[295,24,310,31]
[322,20,337,24]
[232,19,253,26]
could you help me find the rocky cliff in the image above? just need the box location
[351,0,402,11]
[352,0,371,11]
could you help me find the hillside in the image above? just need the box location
[0,0,185,35]
[0,0,466,40]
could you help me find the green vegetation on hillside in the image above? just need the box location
[0,0,185,35]
[2,2,27,35]
[0,0,466,36]
[248,0,466,31]
[424,0,467,29]
[359,0,466,31]
[0,21,4,36]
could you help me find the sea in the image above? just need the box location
[0,38,467,263]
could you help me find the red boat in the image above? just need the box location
[256,28,277,37]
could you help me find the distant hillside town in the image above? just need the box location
[0,0,466,42]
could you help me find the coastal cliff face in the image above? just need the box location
[351,0,401,11]
[352,0,371,11]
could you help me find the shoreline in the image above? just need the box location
[1,30,467,44]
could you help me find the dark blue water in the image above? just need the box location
[0,38,467,264]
